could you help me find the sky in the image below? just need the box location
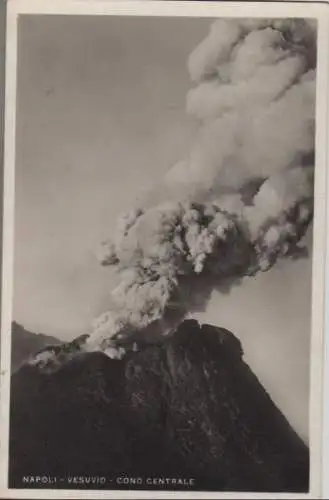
[14,15,312,441]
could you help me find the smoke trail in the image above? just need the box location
[86,18,316,356]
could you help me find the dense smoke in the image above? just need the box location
[86,18,316,356]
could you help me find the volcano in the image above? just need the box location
[9,319,309,492]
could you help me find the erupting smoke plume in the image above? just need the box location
[86,18,316,357]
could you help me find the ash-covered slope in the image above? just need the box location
[9,320,308,492]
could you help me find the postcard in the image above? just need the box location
[0,1,328,498]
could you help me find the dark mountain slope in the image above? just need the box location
[11,322,61,372]
[9,320,309,492]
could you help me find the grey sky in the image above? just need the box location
[14,15,312,441]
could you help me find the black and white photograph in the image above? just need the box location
[0,1,328,498]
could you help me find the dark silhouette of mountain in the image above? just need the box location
[11,322,61,372]
[9,320,309,492]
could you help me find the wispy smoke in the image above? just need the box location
[86,18,316,356]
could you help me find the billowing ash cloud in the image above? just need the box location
[86,18,316,356]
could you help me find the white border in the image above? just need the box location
[1,1,328,499]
